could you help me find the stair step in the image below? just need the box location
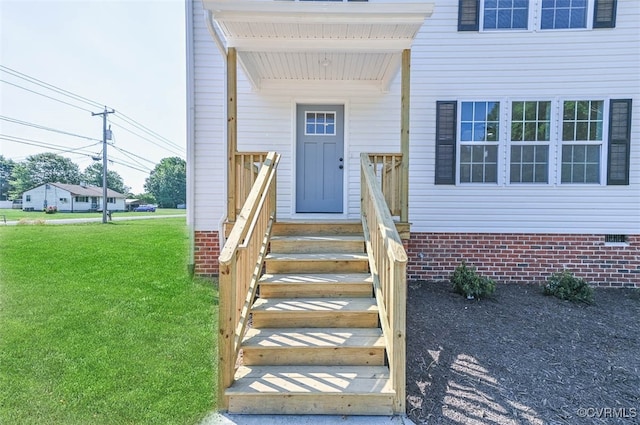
[270,235,365,254]
[273,221,363,236]
[241,328,385,366]
[226,365,394,415]
[251,298,379,328]
[259,273,372,298]
[265,253,369,274]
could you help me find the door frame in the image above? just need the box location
[291,98,349,219]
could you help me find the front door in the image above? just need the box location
[296,104,344,213]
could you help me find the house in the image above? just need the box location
[21,183,126,212]
[185,0,639,415]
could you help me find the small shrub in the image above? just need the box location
[543,270,594,304]
[450,261,496,299]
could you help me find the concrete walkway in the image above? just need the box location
[201,413,412,425]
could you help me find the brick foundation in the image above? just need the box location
[194,231,221,276]
[193,230,639,287]
[406,233,639,288]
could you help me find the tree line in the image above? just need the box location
[0,153,186,208]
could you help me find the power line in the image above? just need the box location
[0,65,103,110]
[110,113,183,152]
[109,121,184,157]
[0,134,100,156]
[0,115,101,142]
[110,143,157,166]
[1,66,184,158]
[0,79,94,113]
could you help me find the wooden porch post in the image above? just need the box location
[400,49,410,223]
[227,47,238,222]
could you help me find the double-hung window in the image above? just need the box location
[560,100,603,183]
[459,101,500,183]
[510,101,551,183]
[541,0,588,29]
[483,0,529,30]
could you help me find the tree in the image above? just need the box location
[10,153,81,198]
[82,162,129,194]
[0,155,15,201]
[144,157,186,208]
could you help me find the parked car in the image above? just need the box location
[134,205,156,212]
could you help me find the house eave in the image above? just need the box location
[202,0,434,92]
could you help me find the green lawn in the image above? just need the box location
[0,219,217,425]
[0,208,186,222]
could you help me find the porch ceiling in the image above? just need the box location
[202,0,434,92]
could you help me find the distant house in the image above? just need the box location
[21,183,126,212]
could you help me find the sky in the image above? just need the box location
[0,0,186,194]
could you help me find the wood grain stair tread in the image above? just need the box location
[228,365,393,395]
[242,327,384,348]
[259,273,372,285]
[270,235,365,242]
[265,252,368,261]
[251,297,378,313]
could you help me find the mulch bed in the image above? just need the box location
[406,282,640,425]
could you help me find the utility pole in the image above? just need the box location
[92,107,115,223]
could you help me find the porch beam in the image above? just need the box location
[227,47,238,222]
[400,49,410,223]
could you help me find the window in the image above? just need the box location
[510,101,551,183]
[75,196,89,203]
[435,98,632,187]
[459,101,500,183]
[59,198,68,203]
[459,0,617,31]
[484,0,529,30]
[561,100,603,183]
[26,195,31,202]
[107,197,116,204]
[305,112,336,136]
[541,0,587,29]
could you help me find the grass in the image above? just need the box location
[0,218,217,425]
[0,208,185,222]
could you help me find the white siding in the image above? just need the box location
[190,0,227,231]
[190,0,640,235]
[408,0,640,234]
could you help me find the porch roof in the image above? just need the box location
[202,0,434,92]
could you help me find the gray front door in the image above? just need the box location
[296,104,344,213]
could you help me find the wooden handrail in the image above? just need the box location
[360,153,408,414]
[218,151,280,411]
[368,153,405,219]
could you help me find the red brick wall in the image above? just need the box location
[406,233,639,288]
[194,231,220,276]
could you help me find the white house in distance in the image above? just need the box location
[186,0,639,287]
[22,183,126,212]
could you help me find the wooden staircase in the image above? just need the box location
[225,222,396,415]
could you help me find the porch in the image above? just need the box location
[205,0,434,416]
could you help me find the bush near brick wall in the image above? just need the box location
[194,231,220,276]
[406,233,639,288]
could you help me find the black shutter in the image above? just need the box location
[458,0,480,31]
[594,0,617,28]
[607,99,632,185]
[435,101,457,185]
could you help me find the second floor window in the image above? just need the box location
[541,0,587,30]
[483,0,529,30]
[459,0,617,31]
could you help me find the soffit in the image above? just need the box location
[202,0,434,92]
